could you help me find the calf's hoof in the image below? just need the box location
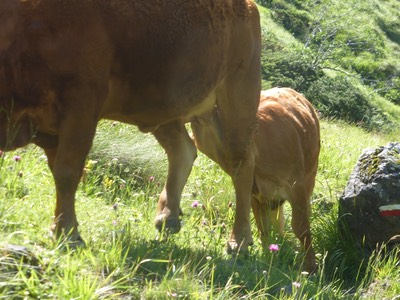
[304,259,318,275]
[155,215,181,234]
[226,238,254,255]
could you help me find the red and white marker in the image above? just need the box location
[379,204,400,217]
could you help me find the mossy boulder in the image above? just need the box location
[339,142,400,247]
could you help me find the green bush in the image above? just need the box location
[385,77,400,105]
[261,41,322,92]
[306,75,391,131]
[258,0,312,39]
[377,17,400,44]
[341,56,400,104]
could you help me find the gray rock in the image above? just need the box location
[339,142,400,247]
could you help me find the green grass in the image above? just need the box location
[1,120,399,299]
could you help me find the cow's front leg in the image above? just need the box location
[44,87,101,246]
[153,122,197,234]
[191,112,256,252]
[47,124,97,246]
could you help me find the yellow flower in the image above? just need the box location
[103,177,114,189]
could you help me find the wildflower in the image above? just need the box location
[103,177,114,189]
[293,281,301,288]
[167,292,178,298]
[149,176,155,182]
[301,271,309,276]
[268,244,280,252]
[85,159,98,171]
[112,220,118,226]
[13,155,21,162]
[191,200,199,208]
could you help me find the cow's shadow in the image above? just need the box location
[98,231,302,296]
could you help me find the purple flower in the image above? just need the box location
[191,200,199,208]
[112,220,118,226]
[268,244,280,252]
[13,155,21,162]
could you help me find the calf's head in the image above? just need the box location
[0,1,47,151]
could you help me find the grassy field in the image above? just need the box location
[1,120,399,299]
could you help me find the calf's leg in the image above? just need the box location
[251,196,285,248]
[290,185,317,273]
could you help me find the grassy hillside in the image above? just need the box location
[1,1,400,299]
[256,0,400,133]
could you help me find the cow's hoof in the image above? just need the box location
[55,235,86,250]
[65,235,86,249]
[155,215,181,234]
[50,226,86,249]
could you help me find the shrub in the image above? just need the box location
[306,75,391,131]
[341,56,400,104]
[377,17,400,44]
[261,42,323,92]
[257,0,312,39]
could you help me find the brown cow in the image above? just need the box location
[193,88,320,272]
[0,0,261,250]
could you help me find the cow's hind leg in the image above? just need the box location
[153,122,197,234]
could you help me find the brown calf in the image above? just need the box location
[252,88,320,272]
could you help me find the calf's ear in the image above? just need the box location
[0,0,19,52]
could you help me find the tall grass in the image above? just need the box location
[1,120,399,299]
